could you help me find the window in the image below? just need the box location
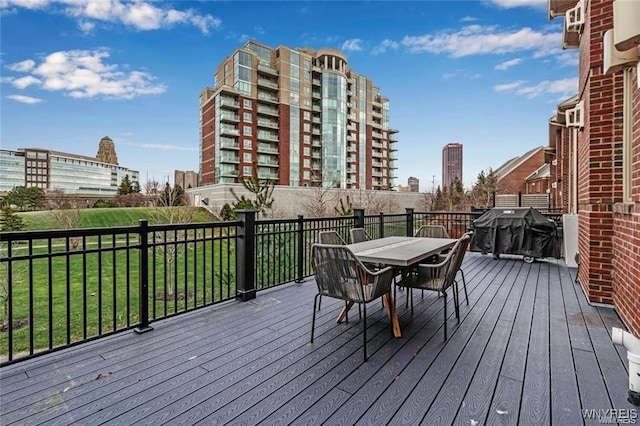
[243,125,252,135]
[303,159,310,167]
[303,147,310,156]
[303,123,310,132]
[303,111,311,120]
[303,170,310,179]
[243,112,252,122]
[243,139,252,149]
[243,99,252,109]
[243,153,252,162]
[303,135,311,144]
[243,166,252,175]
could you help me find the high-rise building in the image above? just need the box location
[0,138,138,195]
[174,170,199,189]
[408,176,419,192]
[442,143,463,189]
[199,40,398,190]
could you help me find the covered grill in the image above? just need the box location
[470,207,559,263]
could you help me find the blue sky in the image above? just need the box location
[0,0,576,190]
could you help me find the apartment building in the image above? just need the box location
[442,143,462,189]
[199,40,398,190]
[548,0,640,336]
[174,170,199,189]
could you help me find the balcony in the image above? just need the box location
[312,104,321,112]
[219,154,239,164]
[257,64,278,76]
[219,137,239,149]
[257,144,278,154]
[372,109,382,118]
[0,211,633,424]
[257,119,279,130]
[257,158,278,167]
[257,105,279,117]
[372,131,383,139]
[312,78,321,86]
[312,116,321,124]
[257,93,279,104]
[257,133,279,142]
[257,78,279,90]
[219,126,239,136]
[220,112,239,123]
[220,98,240,109]
[312,90,321,98]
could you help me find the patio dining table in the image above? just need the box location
[341,236,458,338]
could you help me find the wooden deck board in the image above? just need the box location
[1,253,636,425]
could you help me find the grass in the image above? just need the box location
[17,207,216,231]
[1,236,237,357]
[1,206,228,358]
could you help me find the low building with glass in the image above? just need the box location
[0,144,139,196]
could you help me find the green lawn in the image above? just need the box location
[18,207,216,231]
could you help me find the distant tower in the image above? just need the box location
[408,176,419,192]
[442,143,463,189]
[96,136,119,165]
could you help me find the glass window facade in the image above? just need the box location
[321,72,347,188]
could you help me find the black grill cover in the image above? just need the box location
[471,207,559,259]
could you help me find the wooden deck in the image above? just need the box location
[1,253,636,425]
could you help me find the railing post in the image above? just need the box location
[135,219,153,334]
[295,214,304,283]
[379,212,385,238]
[354,208,365,229]
[406,208,414,237]
[236,210,256,301]
[518,191,522,207]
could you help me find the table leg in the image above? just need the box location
[383,293,401,338]
[336,301,354,323]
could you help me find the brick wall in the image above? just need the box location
[575,0,621,305]
[574,0,640,338]
[612,67,640,336]
[497,149,545,194]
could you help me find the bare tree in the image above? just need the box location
[301,185,336,217]
[150,182,197,298]
[48,188,82,249]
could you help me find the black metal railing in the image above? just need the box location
[0,207,563,365]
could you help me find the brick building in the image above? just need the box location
[493,146,546,195]
[199,40,398,190]
[548,0,640,336]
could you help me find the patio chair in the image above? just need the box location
[310,243,395,361]
[402,232,472,340]
[317,231,347,311]
[350,228,372,244]
[414,224,450,239]
[319,230,346,245]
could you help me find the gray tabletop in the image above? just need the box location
[346,236,457,267]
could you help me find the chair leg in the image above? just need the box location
[311,293,320,343]
[345,301,349,323]
[460,269,469,305]
[362,302,367,362]
[453,283,460,321]
[443,291,448,341]
[318,295,322,310]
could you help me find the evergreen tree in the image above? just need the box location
[0,206,25,232]
[230,161,275,218]
[117,175,133,195]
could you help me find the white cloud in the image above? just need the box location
[460,16,478,22]
[341,39,363,52]
[78,20,95,34]
[138,143,197,151]
[11,75,41,89]
[489,0,546,9]
[442,70,482,80]
[371,39,399,56]
[495,58,523,70]
[0,0,221,34]
[7,94,44,104]
[494,77,577,98]
[494,80,527,92]
[4,49,166,100]
[7,59,35,72]
[401,25,559,58]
